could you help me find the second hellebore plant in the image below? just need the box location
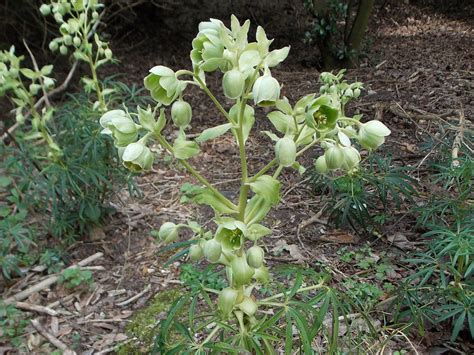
[100,16,390,352]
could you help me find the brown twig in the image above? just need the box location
[4,252,103,304]
[13,301,58,316]
[116,284,152,307]
[31,318,76,354]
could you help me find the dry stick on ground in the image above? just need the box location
[13,301,58,316]
[4,252,103,304]
[30,318,77,355]
[116,284,152,307]
[451,108,465,168]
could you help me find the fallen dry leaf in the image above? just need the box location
[271,240,307,264]
[387,233,414,250]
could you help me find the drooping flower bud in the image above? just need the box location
[122,142,154,172]
[314,155,329,174]
[253,266,270,283]
[73,36,81,47]
[158,222,179,243]
[341,146,361,171]
[238,296,258,316]
[275,136,296,167]
[231,254,254,286]
[39,4,51,16]
[222,69,245,99]
[29,84,41,95]
[358,120,391,150]
[189,244,204,261]
[99,110,139,147]
[49,41,59,52]
[59,45,68,55]
[252,74,280,106]
[203,239,222,263]
[218,287,238,316]
[104,48,113,60]
[247,246,264,269]
[144,66,185,106]
[171,100,192,127]
[325,145,345,170]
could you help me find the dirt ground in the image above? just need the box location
[2,1,473,353]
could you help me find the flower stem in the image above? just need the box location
[258,283,325,303]
[192,74,233,124]
[155,134,237,211]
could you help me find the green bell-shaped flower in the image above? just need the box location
[314,155,329,174]
[341,146,361,171]
[144,66,185,106]
[325,145,345,170]
[218,287,238,316]
[305,94,340,131]
[222,69,245,99]
[122,142,154,172]
[247,246,264,269]
[358,120,391,150]
[238,296,258,316]
[203,239,222,263]
[171,99,192,127]
[158,222,179,243]
[231,254,254,286]
[275,136,296,167]
[253,266,270,283]
[39,4,51,16]
[99,110,139,147]
[190,19,227,71]
[189,244,204,261]
[252,74,280,106]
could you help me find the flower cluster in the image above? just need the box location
[41,0,109,58]
[0,46,60,154]
[41,0,112,111]
[99,15,391,337]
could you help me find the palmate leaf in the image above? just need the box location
[153,294,190,354]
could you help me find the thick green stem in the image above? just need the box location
[200,324,221,346]
[236,98,250,220]
[155,134,237,211]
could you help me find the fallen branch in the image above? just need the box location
[4,252,103,304]
[31,318,76,355]
[13,302,58,316]
[116,284,152,307]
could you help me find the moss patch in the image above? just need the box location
[118,288,181,354]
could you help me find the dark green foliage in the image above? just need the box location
[308,154,417,233]
[59,267,94,289]
[180,263,226,293]
[0,303,27,348]
[5,78,148,240]
[392,146,474,342]
[0,173,33,279]
[151,267,376,353]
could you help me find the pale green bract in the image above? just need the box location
[98,15,391,352]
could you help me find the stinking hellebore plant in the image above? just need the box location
[99,16,391,352]
[41,0,114,111]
